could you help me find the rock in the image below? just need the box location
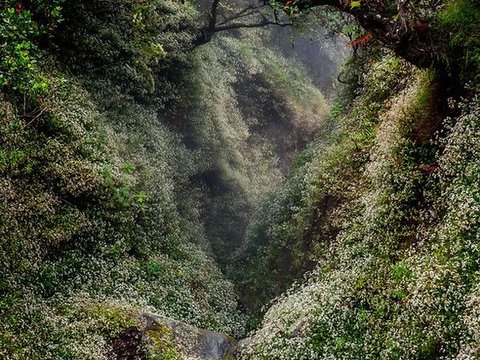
[112,313,237,360]
[143,314,237,360]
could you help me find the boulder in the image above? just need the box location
[112,313,238,360]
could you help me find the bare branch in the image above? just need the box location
[213,20,292,32]
[217,4,267,26]
[206,0,221,34]
[194,0,292,46]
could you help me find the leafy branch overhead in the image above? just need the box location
[196,0,437,70]
[274,0,439,68]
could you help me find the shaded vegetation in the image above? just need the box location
[236,6,480,355]
[0,0,336,358]
[2,0,480,359]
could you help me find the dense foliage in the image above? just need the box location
[236,29,480,360]
[2,0,480,358]
[0,0,336,358]
[0,2,242,358]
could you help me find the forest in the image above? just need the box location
[0,0,479,359]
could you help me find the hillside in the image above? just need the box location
[1,0,480,359]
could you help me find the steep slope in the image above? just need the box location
[0,0,339,358]
[233,1,480,354]
[9,0,479,359]
[237,49,480,360]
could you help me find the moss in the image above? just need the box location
[145,324,183,360]
[145,324,173,346]
[84,304,138,337]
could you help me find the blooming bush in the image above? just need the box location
[237,53,480,359]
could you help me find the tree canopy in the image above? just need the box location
[276,0,438,67]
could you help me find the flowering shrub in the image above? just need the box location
[237,53,480,359]
[0,0,341,357]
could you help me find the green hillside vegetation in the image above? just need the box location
[0,0,332,358]
[236,1,480,355]
[1,0,480,359]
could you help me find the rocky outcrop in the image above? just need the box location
[112,313,237,360]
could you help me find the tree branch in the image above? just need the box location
[207,0,221,34]
[194,0,292,46]
[213,20,292,32]
[217,4,267,26]
[278,0,438,68]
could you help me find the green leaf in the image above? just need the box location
[350,1,361,9]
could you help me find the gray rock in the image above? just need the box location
[142,313,237,360]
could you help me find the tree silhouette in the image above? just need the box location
[195,0,292,45]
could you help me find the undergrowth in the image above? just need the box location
[0,1,335,358]
[237,49,480,359]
